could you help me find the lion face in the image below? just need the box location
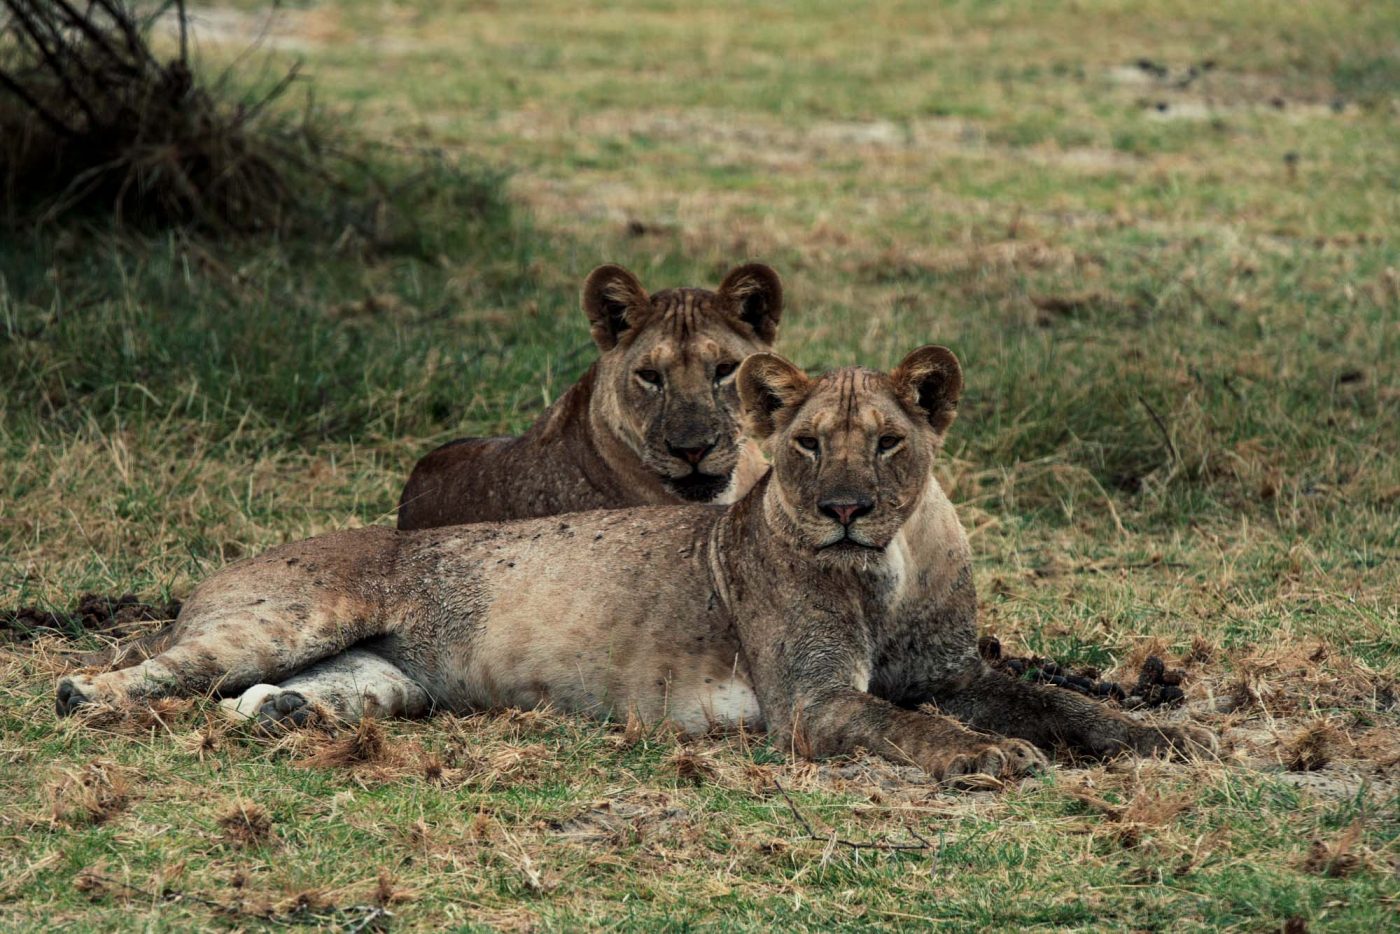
[583,263,783,502]
[737,346,962,559]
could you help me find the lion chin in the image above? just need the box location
[810,535,889,565]
[665,471,732,503]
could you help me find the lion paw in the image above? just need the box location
[931,738,1047,781]
[220,685,323,729]
[56,676,95,717]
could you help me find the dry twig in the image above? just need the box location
[771,779,937,854]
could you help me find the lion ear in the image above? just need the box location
[737,352,810,441]
[890,345,962,435]
[582,264,650,350]
[718,263,783,345]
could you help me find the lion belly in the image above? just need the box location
[396,506,761,733]
[664,674,764,734]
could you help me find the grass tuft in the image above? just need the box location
[1302,822,1366,878]
[666,747,719,786]
[295,716,392,768]
[48,759,130,826]
[1282,720,1344,773]
[217,799,273,847]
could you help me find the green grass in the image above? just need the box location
[2,0,1397,929]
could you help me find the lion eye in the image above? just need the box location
[878,435,903,451]
[637,369,663,387]
[714,361,737,381]
[796,436,820,453]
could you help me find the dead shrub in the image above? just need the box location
[0,1,506,244]
[0,1,304,230]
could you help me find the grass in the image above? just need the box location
[1,0,1397,929]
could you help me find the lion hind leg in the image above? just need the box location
[56,595,379,717]
[220,648,431,728]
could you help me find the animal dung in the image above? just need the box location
[977,635,1187,708]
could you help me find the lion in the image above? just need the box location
[395,263,782,529]
[57,346,1214,780]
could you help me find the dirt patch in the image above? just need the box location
[1,592,181,644]
[1106,59,1346,121]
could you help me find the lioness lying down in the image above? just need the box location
[57,346,1213,780]
[396,263,781,530]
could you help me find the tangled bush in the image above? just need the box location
[0,1,322,229]
[0,1,505,243]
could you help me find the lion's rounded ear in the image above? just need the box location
[890,345,962,435]
[582,264,650,350]
[718,263,783,345]
[737,352,810,441]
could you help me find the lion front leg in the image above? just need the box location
[742,616,1045,781]
[789,686,1048,780]
[934,666,1217,760]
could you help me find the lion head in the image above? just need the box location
[736,345,962,558]
[583,263,783,502]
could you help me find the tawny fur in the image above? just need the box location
[396,264,781,529]
[59,347,1215,781]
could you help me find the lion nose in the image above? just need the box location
[667,442,714,466]
[819,497,874,526]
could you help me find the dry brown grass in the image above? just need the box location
[1281,720,1346,773]
[217,798,273,847]
[294,716,393,769]
[48,759,131,826]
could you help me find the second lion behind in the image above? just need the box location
[397,263,783,529]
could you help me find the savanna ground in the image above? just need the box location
[2,0,1398,929]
